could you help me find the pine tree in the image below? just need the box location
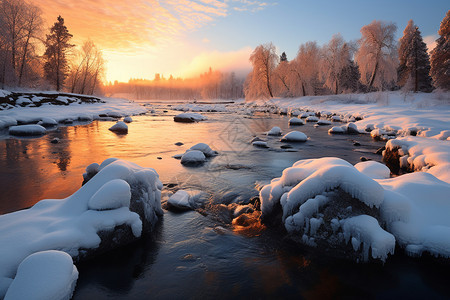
[280,52,287,62]
[43,16,74,91]
[398,20,433,92]
[430,10,450,90]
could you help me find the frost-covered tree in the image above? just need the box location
[43,16,74,91]
[320,34,353,94]
[273,58,291,97]
[430,10,450,90]
[244,43,278,100]
[290,41,321,96]
[398,20,433,92]
[355,20,398,91]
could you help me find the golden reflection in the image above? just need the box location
[231,211,266,237]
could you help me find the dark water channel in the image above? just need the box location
[1,105,449,299]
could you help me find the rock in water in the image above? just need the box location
[109,121,128,134]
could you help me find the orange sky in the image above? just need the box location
[36,0,255,82]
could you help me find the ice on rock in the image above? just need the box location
[9,124,46,136]
[289,117,305,125]
[4,250,78,300]
[188,142,217,157]
[88,179,131,210]
[181,150,206,165]
[341,215,395,262]
[109,121,128,133]
[354,161,390,179]
[0,158,163,286]
[280,131,307,142]
[267,126,282,136]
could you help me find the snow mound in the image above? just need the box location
[181,150,206,165]
[316,119,332,126]
[289,117,305,125]
[4,250,78,300]
[188,142,217,157]
[306,116,319,122]
[39,117,58,126]
[380,172,450,258]
[9,125,46,136]
[354,161,391,179]
[267,126,282,136]
[0,158,163,284]
[109,121,128,133]
[280,131,307,142]
[88,179,131,210]
[173,113,207,123]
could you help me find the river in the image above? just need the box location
[0,103,449,299]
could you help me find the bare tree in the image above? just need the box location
[290,41,321,96]
[355,20,398,91]
[320,34,352,94]
[244,42,278,100]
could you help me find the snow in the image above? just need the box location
[173,112,207,123]
[39,117,58,126]
[88,179,131,211]
[341,215,395,262]
[4,250,78,300]
[0,92,146,127]
[316,119,332,126]
[188,142,217,157]
[252,141,269,148]
[280,131,308,142]
[181,150,206,165]
[385,136,450,183]
[109,121,128,133]
[328,126,346,134]
[267,126,282,136]
[9,125,46,136]
[354,161,391,179]
[305,116,319,122]
[0,158,163,291]
[288,117,305,125]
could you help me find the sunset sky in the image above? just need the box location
[35,0,449,83]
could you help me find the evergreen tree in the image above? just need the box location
[339,59,360,93]
[43,16,74,91]
[430,10,450,90]
[280,52,287,62]
[398,20,433,92]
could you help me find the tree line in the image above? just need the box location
[245,11,450,100]
[0,0,104,94]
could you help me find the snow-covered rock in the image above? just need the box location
[316,119,332,126]
[306,116,319,122]
[39,117,58,127]
[289,117,305,126]
[267,126,282,136]
[88,179,131,210]
[109,121,128,133]
[280,131,307,142]
[252,141,269,148]
[181,150,206,165]
[173,113,207,123]
[167,190,192,211]
[4,250,78,300]
[9,125,46,136]
[346,122,360,134]
[188,143,217,157]
[328,126,346,134]
[0,158,163,289]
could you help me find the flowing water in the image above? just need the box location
[0,104,449,299]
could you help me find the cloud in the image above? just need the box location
[423,34,438,53]
[229,0,277,12]
[36,0,230,52]
[179,47,253,77]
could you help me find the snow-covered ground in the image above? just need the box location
[0,91,146,128]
